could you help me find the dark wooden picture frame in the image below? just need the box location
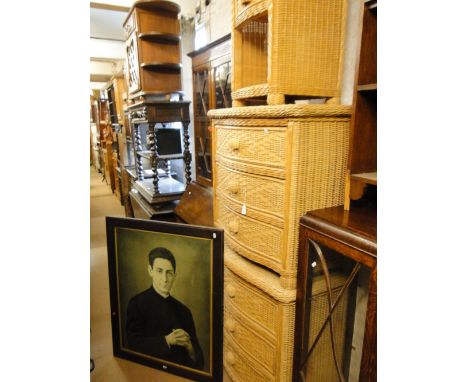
[106,217,224,382]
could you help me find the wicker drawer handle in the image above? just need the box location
[225,319,237,333]
[226,351,236,365]
[227,181,240,194]
[229,138,240,151]
[228,220,239,234]
[226,284,236,298]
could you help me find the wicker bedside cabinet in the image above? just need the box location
[209,104,351,289]
[231,0,348,105]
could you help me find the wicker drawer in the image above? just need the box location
[234,0,268,26]
[214,124,287,177]
[224,336,273,382]
[216,162,286,220]
[224,248,296,382]
[224,306,276,373]
[225,267,279,338]
[218,198,284,274]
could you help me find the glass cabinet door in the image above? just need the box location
[214,61,232,109]
[295,239,374,382]
[193,68,211,184]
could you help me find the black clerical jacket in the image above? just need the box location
[125,287,204,369]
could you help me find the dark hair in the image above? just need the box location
[148,247,176,271]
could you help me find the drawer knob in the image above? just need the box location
[229,138,240,151]
[225,319,236,333]
[242,0,252,4]
[227,181,239,194]
[226,351,236,365]
[226,284,236,298]
[228,220,239,234]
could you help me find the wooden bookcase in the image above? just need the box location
[187,34,231,187]
[174,35,231,227]
[123,0,182,100]
[344,0,377,210]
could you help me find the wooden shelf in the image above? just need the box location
[357,83,377,91]
[137,150,183,160]
[140,62,181,71]
[351,171,377,186]
[138,32,180,43]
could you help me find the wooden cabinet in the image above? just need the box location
[187,34,231,187]
[344,0,377,210]
[123,0,182,99]
[174,35,231,227]
[231,0,348,105]
[293,206,377,382]
[128,100,192,207]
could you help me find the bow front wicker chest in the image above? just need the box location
[208,104,351,381]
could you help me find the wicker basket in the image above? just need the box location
[231,0,349,105]
[210,104,351,289]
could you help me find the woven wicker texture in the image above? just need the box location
[224,339,273,382]
[224,245,296,303]
[208,104,352,119]
[224,247,295,381]
[217,162,286,220]
[304,274,349,382]
[224,309,276,372]
[212,106,350,289]
[215,124,287,171]
[231,0,348,103]
[219,197,284,273]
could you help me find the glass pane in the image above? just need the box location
[195,70,209,117]
[299,240,370,382]
[214,62,232,109]
[194,69,211,180]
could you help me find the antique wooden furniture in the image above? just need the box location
[128,100,192,212]
[187,34,231,187]
[231,0,348,105]
[293,205,376,382]
[123,0,182,99]
[105,75,127,204]
[174,34,232,226]
[344,0,377,209]
[209,104,351,382]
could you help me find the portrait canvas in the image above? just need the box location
[106,217,224,382]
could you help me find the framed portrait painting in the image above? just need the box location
[106,217,224,382]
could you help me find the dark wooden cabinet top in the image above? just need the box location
[300,205,376,259]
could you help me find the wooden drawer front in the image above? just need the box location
[224,307,276,373]
[218,201,283,271]
[215,125,287,174]
[124,11,136,39]
[234,0,269,26]
[225,268,278,336]
[224,337,273,382]
[217,162,285,219]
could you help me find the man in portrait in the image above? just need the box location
[125,247,204,369]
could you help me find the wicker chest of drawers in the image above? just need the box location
[208,104,351,381]
[210,104,351,289]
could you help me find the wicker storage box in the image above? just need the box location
[231,0,348,105]
[209,104,351,289]
[224,245,348,382]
